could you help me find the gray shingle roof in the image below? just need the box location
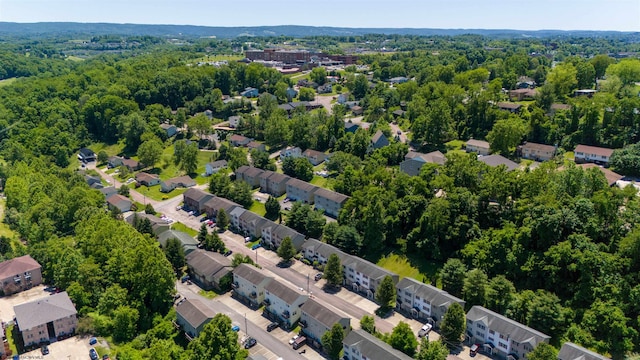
[396,277,465,308]
[478,155,519,171]
[344,256,397,282]
[343,329,413,360]
[302,239,350,262]
[186,250,233,281]
[208,160,228,168]
[14,292,77,330]
[286,178,319,193]
[233,263,273,287]
[558,342,610,360]
[313,187,349,205]
[466,139,490,148]
[184,188,213,203]
[521,142,556,153]
[176,298,216,330]
[158,230,199,250]
[301,299,347,329]
[265,280,307,304]
[467,306,550,345]
[204,196,241,214]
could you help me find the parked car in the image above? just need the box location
[314,273,323,281]
[176,205,182,211]
[244,337,257,349]
[418,323,432,337]
[89,348,99,360]
[89,337,98,345]
[288,335,300,345]
[267,322,279,332]
[244,236,251,243]
[251,243,262,250]
[41,345,49,355]
[292,336,307,350]
[283,198,290,203]
[232,325,240,332]
[470,344,479,357]
[103,355,111,360]
[199,216,208,222]
[181,275,190,283]
[223,250,233,257]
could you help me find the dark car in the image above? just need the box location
[89,337,98,345]
[244,337,257,349]
[181,275,190,283]
[89,348,99,360]
[251,243,262,250]
[223,250,233,257]
[41,345,49,355]
[267,322,278,332]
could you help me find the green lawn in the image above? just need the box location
[377,253,441,285]
[5,324,18,355]
[156,144,214,182]
[309,175,328,188]
[0,77,18,87]
[249,200,266,217]
[564,151,575,161]
[445,139,466,151]
[171,222,198,237]
[91,142,125,157]
[137,184,186,202]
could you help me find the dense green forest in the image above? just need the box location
[0,33,639,358]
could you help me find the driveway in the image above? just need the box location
[20,335,104,360]
[389,122,409,144]
[0,285,49,323]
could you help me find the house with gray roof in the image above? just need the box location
[259,170,291,197]
[0,255,42,296]
[183,188,214,214]
[99,186,118,200]
[238,211,270,239]
[466,306,550,360]
[313,187,349,218]
[107,194,132,213]
[399,151,446,177]
[369,130,389,151]
[232,263,274,308]
[205,160,228,175]
[344,122,360,133]
[135,172,160,187]
[230,207,247,231]
[261,223,306,250]
[158,230,199,255]
[478,155,519,172]
[342,256,399,301]
[343,329,413,360]
[395,277,465,328]
[125,212,170,235]
[558,342,610,360]
[161,176,196,193]
[286,178,319,204]
[14,291,77,346]
[203,196,242,219]
[302,238,350,266]
[466,139,491,156]
[264,280,309,330]
[301,299,350,345]
[302,149,327,166]
[235,165,265,188]
[176,298,216,340]
[185,250,233,291]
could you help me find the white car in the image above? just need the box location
[418,323,433,337]
[289,335,299,345]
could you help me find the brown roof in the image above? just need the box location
[0,255,41,279]
[164,175,196,187]
[230,134,249,142]
[574,145,615,158]
[186,250,232,281]
[122,158,140,169]
[521,142,556,153]
[577,164,623,186]
[497,102,522,110]
[466,139,490,149]
[302,149,326,158]
[107,194,131,207]
[247,141,264,149]
[551,103,571,111]
[135,172,159,182]
[184,188,213,203]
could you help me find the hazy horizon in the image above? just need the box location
[1,0,638,32]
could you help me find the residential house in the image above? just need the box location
[466,306,550,360]
[558,342,610,360]
[389,76,408,84]
[0,255,42,296]
[261,223,306,250]
[496,102,522,113]
[108,156,124,168]
[317,84,332,94]
[519,142,556,162]
[160,123,177,137]
[99,186,118,200]
[14,292,77,347]
[302,149,327,166]
[125,213,170,235]
[77,148,96,162]
[228,115,241,128]
[230,134,252,147]
[232,263,274,308]
[337,93,350,104]
[550,103,571,116]
[263,280,309,329]
[280,146,302,160]
[259,171,291,197]
[161,176,196,193]
[313,188,349,218]
[399,151,446,177]
[574,145,615,167]
[286,87,298,100]
[574,89,597,97]
[183,188,214,214]
[516,76,535,89]
[300,299,350,346]
[235,165,265,188]
[370,130,389,150]
[247,141,266,152]
[229,207,246,231]
[185,250,233,291]
[122,158,143,171]
[175,298,217,340]
[395,277,465,327]
[351,106,363,116]
[107,194,132,213]
[286,178,319,204]
[343,329,413,360]
[392,109,406,118]
[203,196,242,219]
[576,164,623,186]
[241,87,259,98]
[478,155,519,172]
[84,175,102,188]
[205,160,228,175]
[466,139,491,156]
[508,88,538,101]
[88,182,104,190]
[344,122,360,133]
[302,238,350,266]
[238,211,270,239]
[158,230,199,255]
[342,257,399,301]
[135,172,160,187]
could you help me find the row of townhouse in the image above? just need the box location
[235,166,349,218]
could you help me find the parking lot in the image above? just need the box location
[0,285,49,323]
[19,335,108,360]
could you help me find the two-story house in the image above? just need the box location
[261,223,306,250]
[235,166,265,188]
[205,160,228,175]
[238,211,270,239]
[343,329,413,360]
[232,263,274,308]
[0,255,42,295]
[399,151,446,177]
[558,342,610,360]
[369,130,389,150]
[203,196,242,220]
[280,146,302,161]
[259,171,291,197]
[263,280,309,330]
[183,188,214,214]
[300,299,350,346]
[175,298,217,340]
[286,178,319,204]
[518,142,556,162]
[466,306,550,360]
[302,149,327,166]
[573,145,615,167]
[14,292,77,346]
[342,257,399,301]
[185,250,233,291]
[395,277,465,328]
[466,139,491,156]
[313,188,350,218]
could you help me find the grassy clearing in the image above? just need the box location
[65,55,85,62]
[91,142,125,157]
[138,184,186,202]
[0,198,17,239]
[199,289,218,299]
[564,151,575,160]
[0,77,18,87]
[309,175,328,188]
[445,139,466,151]
[377,253,441,285]
[172,222,198,237]
[249,201,266,217]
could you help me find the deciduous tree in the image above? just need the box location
[440,302,465,349]
[415,338,449,360]
[277,236,296,263]
[324,253,343,287]
[376,275,396,310]
[388,322,418,357]
[321,323,345,360]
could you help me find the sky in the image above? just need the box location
[0,0,638,31]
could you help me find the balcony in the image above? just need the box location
[282,310,290,319]
[250,292,257,299]
[263,298,271,306]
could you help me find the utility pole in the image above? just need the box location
[245,313,248,336]
[307,273,310,293]
[255,248,258,265]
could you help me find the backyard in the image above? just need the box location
[376,253,441,286]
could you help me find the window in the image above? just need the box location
[415,296,421,300]
[422,305,428,310]
[489,330,495,335]
[499,343,508,349]
[488,337,494,342]
[476,331,484,337]
[476,324,486,330]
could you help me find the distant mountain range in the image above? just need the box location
[0,22,635,39]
